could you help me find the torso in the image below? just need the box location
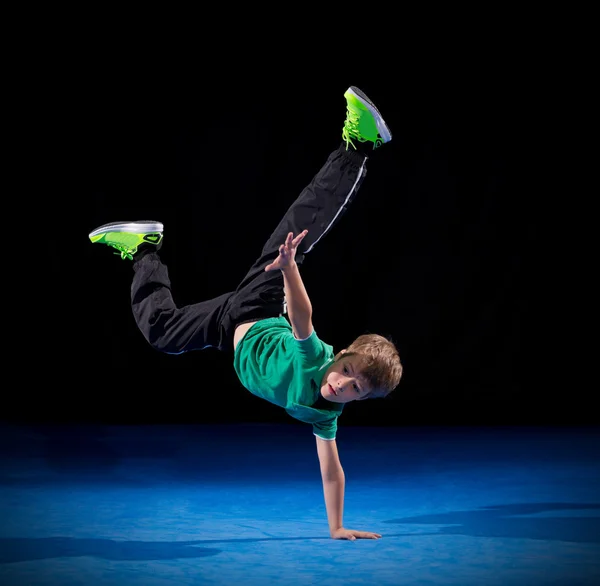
[233,320,261,351]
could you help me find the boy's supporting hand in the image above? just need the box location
[331,528,382,541]
[265,230,308,272]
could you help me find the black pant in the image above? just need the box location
[131,144,368,353]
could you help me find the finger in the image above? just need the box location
[292,230,308,246]
[357,532,380,539]
[294,229,308,242]
[286,232,294,246]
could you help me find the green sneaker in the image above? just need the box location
[89,220,164,260]
[342,86,392,151]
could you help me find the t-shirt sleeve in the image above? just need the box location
[295,329,329,363]
[312,416,338,441]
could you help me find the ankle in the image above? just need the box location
[343,136,375,155]
[134,246,160,263]
[340,141,369,163]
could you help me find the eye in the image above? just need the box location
[343,366,348,374]
[353,383,360,393]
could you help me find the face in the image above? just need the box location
[320,351,371,403]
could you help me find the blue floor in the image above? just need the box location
[1,423,599,585]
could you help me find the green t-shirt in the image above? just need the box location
[233,316,344,440]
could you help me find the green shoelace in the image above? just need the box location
[342,106,361,150]
[109,243,135,260]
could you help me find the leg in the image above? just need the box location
[131,254,234,353]
[259,144,368,264]
[89,221,235,352]
[224,84,393,327]
[224,144,368,328]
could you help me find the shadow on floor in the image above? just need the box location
[385,502,600,543]
[0,537,221,564]
[0,534,407,564]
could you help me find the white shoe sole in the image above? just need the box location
[89,221,164,238]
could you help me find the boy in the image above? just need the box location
[89,86,403,540]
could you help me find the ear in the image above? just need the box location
[333,349,347,361]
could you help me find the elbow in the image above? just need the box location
[321,465,345,484]
[296,306,312,322]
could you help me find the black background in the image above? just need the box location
[12,52,558,428]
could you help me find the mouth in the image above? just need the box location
[328,384,337,396]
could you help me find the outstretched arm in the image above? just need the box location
[265,230,313,340]
[315,436,382,541]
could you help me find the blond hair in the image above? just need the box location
[338,334,403,399]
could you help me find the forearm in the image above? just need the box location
[282,262,312,338]
[321,467,345,535]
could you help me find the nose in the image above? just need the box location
[338,376,356,394]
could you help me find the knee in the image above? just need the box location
[134,308,188,354]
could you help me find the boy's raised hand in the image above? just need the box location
[265,230,308,272]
